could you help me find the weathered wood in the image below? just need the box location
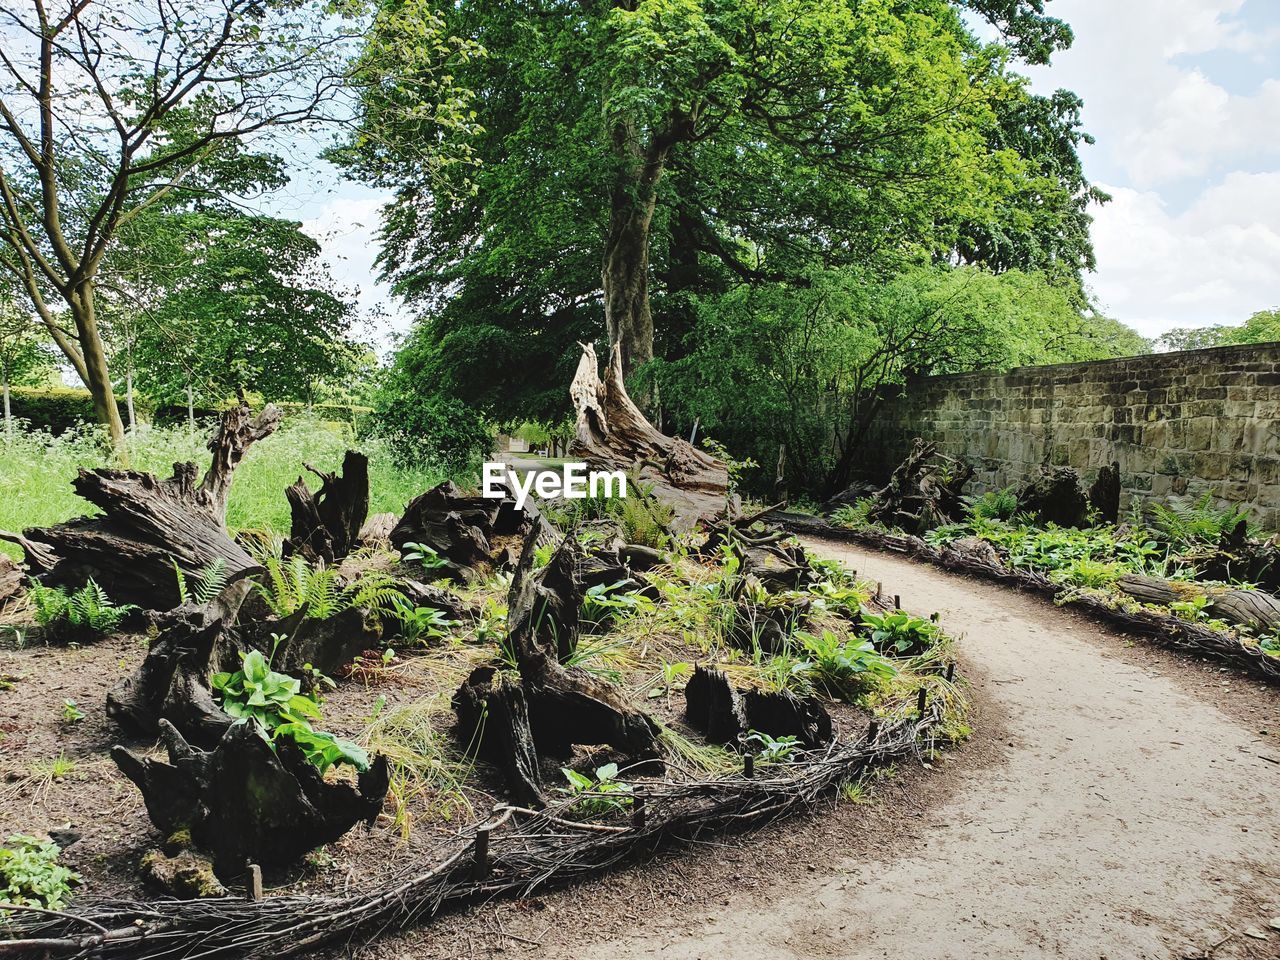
[1088,462,1122,524]
[284,450,370,564]
[569,341,735,528]
[0,553,23,606]
[741,689,833,749]
[1115,573,1280,632]
[505,527,662,763]
[453,666,545,806]
[864,439,971,535]
[112,719,388,877]
[1017,465,1089,528]
[683,665,743,745]
[19,405,280,608]
[106,580,253,746]
[240,605,383,677]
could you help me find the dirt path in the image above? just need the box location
[534,538,1280,960]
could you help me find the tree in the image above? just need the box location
[0,284,54,437]
[652,265,1147,494]
[1158,309,1280,352]
[115,211,364,418]
[0,0,364,451]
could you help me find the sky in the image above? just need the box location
[276,0,1280,348]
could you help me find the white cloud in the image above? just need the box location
[1089,172,1280,336]
[301,193,412,352]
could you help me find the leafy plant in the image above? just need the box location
[28,579,136,641]
[860,610,939,656]
[1260,634,1280,657]
[400,541,451,572]
[966,486,1019,521]
[212,649,367,774]
[0,834,80,910]
[1148,494,1255,548]
[558,762,632,817]
[581,579,654,627]
[1052,557,1124,589]
[254,554,402,621]
[173,557,229,606]
[744,730,800,765]
[61,699,84,724]
[386,596,459,646]
[794,629,897,701]
[830,498,874,529]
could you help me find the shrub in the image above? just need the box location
[1148,493,1256,548]
[966,486,1019,521]
[7,386,149,434]
[0,834,80,910]
[860,609,940,656]
[795,629,897,701]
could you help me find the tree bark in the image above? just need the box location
[68,281,126,453]
[2,368,10,439]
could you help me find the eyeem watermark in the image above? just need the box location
[483,462,627,510]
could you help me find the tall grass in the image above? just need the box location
[0,416,452,558]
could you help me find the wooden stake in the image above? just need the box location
[632,790,647,828]
[246,863,262,902]
[916,687,928,717]
[894,594,901,610]
[473,826,490,881]
[866,720,879,743]
[945,661,955,683]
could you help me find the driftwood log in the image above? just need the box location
[865,439,971,535]
[1115,573,1280,632]
[0,553,23,605]
[570,341,735,528]
[112,719,388,877]
[455,528,663,801]
[284,450,370,564]
[14,404,280,608]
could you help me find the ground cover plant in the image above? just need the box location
[0,392,968,952]
[826,464,1280,670]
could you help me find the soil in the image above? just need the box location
[322,536,1280,960]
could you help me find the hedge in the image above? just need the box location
[5,387,370,433]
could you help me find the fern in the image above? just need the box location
[28,579,135,640]
[1149,493,1256,548]
[173,558,229,606]
[254,555,403,621]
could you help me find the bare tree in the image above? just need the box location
[0,0,357,451]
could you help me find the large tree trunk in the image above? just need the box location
[69,281,126,453]
[2,368,10,439]
[602,119,668,377]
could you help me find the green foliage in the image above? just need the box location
[367,368,494,473]
[1147,494,1255,549]
[743,731,801,765]
[212,649,367,774]
[0,835,80,910]
[61,699,85,724]
[1157,308,1280,352]
[559,763,633,818]
[967,487,1020,521]
[28,580,136,641]
[2,387,127,435]
[1051,557,1124,589]
[794,630,898,701]
[253,554,402,622]
[546,483,674,550]
[386,597,459,646]
[399,542,450,572]
[581,580,655,629]
[831,499,875,530]
[860,610,941,656]
[1259,634,1280,657]
[173,558,229,606]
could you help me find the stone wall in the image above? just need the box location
[862,343,1280,529]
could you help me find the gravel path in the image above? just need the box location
[535,538,1280,960]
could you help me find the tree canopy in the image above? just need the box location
[1158,309,1280,353]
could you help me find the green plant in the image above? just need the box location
[860,610,940,656]
[254,554,402,621]
[400,541,451,572]
[581,579,654,627]
[923,522,970,547]
[0,834,80,910]
[61,699,84,724]
[212,649,367,774]
[1260,634,1280,657]
[830,498,874,529]
[795,630,897,700]
[1148,493,1256,548]
[1053,557,1124,589]
[966,486,1019,521]
[387,596,460,646]
[173,557,229,606]
[558,762,633,817]
[744,730,800,764]
[28,579,136,641]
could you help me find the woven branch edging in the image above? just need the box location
[781,513,1280,684]
[1,696,950,960]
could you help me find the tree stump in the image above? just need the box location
[684,666,743,745]
[453,666,544,806]
[112,719,388,877]
[17,405,281,608]
[284,450,370,564]
[569,341,735,528]
[863,439,971,535]
[1088,462,1122,524]
[1017,466,1089,528]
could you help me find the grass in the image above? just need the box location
[0,416,453,559]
